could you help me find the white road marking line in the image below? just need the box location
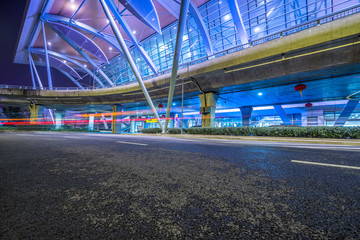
[291,160,360,170]
[63,136,82,139]
[218,141,360,151]
[116,141,148,146]
[175,139,199,142]
[15,134,36,137]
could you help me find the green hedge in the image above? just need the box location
[141,128,162,134]
[168,128,182,134]
[0,125,95,132]
[0,126,17,132]
[14,125,53,131]
[142,126,360,139]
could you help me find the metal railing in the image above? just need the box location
[143,5,360,80]
[2,4,359,91]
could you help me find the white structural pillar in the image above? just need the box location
[301,110,324,126]
[88,114,95,131]
[41,21,53,89]
[99,0,163,131]
[199,92,218,127]
[130,117,136,133]
[55,110,66,129]
[164,0,190,132]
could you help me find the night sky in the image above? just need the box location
[0,1,77,88]
[0,1,29,86]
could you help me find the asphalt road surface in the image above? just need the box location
[1,132,359,239]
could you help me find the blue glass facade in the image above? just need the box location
[95,0,359,87]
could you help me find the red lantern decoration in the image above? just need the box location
[138,116,142,119]
[294,84,307,97]
[158,104,164,111]
[305,103,313,110]
[162,115,166,118]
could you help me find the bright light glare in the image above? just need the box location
[71,4,76,10]
[224,14,231,21]
[109,47,112,50]
[132,30,136,34]
[47,42,51,46]
[84,64,87,68]
[258,92,263,96]
[254,27,260,33]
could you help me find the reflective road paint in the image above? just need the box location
[291,160,360,170]
[116,141,148,146]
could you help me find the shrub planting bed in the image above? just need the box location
[141,128,162,134]
[142,127,360,139]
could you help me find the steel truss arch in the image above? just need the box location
[156,0,214,56]
[117,0,161,34]
[42,14,158,75]
[228,0,249,44]
[30,48,103,89]
[104,0,159,75]
[188,0,213,55]
[55,68,84,89]
[45,22,112,87]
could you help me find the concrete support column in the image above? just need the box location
[55,110,66,129]
[28,104,40,124]
[112,105,117,134]
[199,92,218,128]
[144,119,150,129]
[240,106,253,127]
[112,106,124,134]
[88,114,95,131]
[168,113,175,129]
[130,117,136,133]
[101,114,109,130]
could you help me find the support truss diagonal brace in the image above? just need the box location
[30,47,104,89]
[164,0,190,132]
[99,0,163,131]
[104,0,158,75]
[45,22,112,87]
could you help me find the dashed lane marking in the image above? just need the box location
[116,141,148,146]
[14,134,36,137]
[63,136,83,139]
